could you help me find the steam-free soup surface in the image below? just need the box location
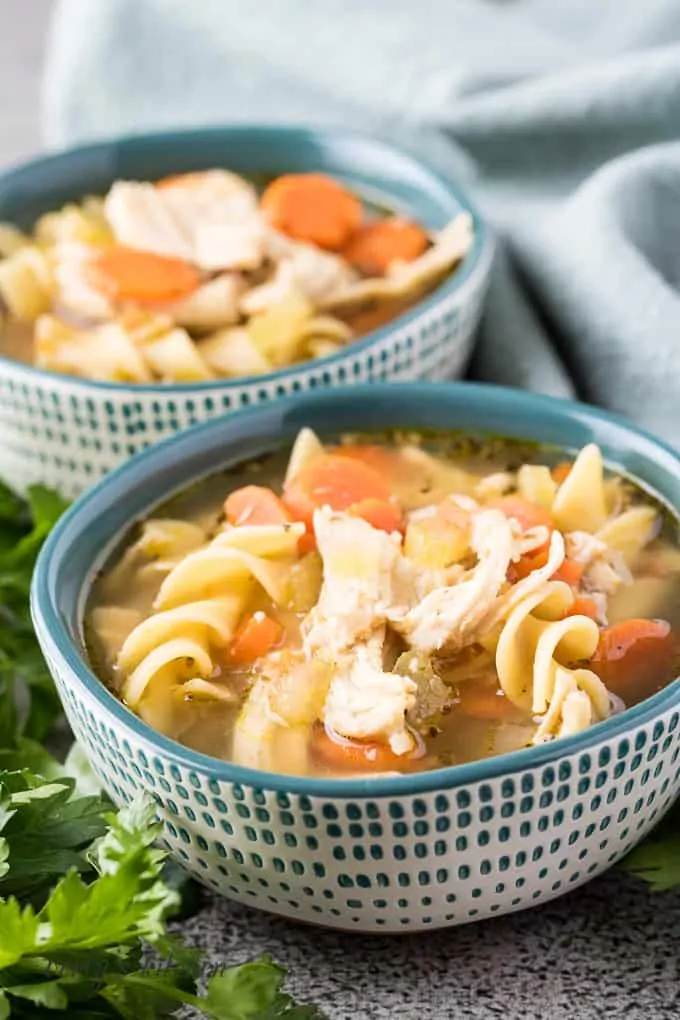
[87,431,680,778]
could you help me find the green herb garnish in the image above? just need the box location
[0,481,325,1019]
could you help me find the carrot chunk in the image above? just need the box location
[86,246,200,305]
[282,453,391,530]
[341,217,429,276]
[551,558,585,586]
[348,498,404,534]
[224,485,292,527]
[228,613,284,665]
[312,724,416,773]
[566,597,599,621]
[260,173,362,250]
[591,619,678,701]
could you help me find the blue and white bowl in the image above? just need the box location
[0,126,493,497]
[31,383,680,933]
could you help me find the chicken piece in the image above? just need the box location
[240,241,357,315]
[565,530,632,597]
[323,630,417,755]
[104,174,263,271]
[54,242,114,320]
[302,508,407,657]
[389,509,516,654]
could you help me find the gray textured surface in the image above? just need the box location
[179,872,680,1018]
[1,4,679,1018]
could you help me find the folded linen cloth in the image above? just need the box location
[44,0,680,443]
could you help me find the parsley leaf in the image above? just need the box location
[621,800,680,891]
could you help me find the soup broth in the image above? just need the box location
[87,431,680,778]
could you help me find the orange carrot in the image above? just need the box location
[229,612,284,665]
[566,597,599,621]
[348,498,404,534]
[282,453,391,529]
[552,462,572,484]
[456,685,517,721]
[86,246,200,305]
[260,173,362,251]
[342,217,429,276]
[312,724,416,773]
[490,495,554,533]
[591,618,677,701]
[551,558,585,586]
[224,485,292,527]
[330,443,400,476]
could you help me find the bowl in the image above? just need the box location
[0,125,493,498]
[31,382,680,933]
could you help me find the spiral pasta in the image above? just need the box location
[116,522,304,716]
[496,581,610,743]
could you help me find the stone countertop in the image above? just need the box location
[179,871,680,1019]
[2,5,679,1018]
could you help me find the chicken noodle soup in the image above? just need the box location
[0,170,473,383]
[87,432,680,777]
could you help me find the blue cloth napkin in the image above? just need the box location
[44,0,680,444]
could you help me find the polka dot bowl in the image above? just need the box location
[31,383,680,933]
[0,125,492,498]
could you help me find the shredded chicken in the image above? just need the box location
[389,509,516,653]
[104,174,264,271]
[566,530,633,597]
[240,241,357,315]
[323,631,417,755]
[302,508,407,657]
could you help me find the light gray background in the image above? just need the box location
[0,0,52,166]
[0,4,678,1018]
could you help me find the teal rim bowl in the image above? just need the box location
[0,123,490,395]
[31,381,680,798]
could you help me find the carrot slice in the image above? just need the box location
[551,558,585,586]
[591,618,678,701]
[224,485,292,527]
[490,495,554,532]
[330,443,400,475]
[552,462,572,484]
[312,724,416,773]
[456,685,517,721]
[566,597,599,621]
[342,217,429,276]
[229,612,284,665]
[86,246,200,305]
[348,498,404,534]
[282,453,391,530]
[260,173,362,251]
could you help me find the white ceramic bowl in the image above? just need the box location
[31,383,680,933]
[0,125,493,497]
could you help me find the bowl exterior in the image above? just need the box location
[0,262,489,497]
[31,381,680,932]
[46,645,679,933]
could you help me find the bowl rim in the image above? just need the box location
[0,123,492,395]
[31,381,680,798]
